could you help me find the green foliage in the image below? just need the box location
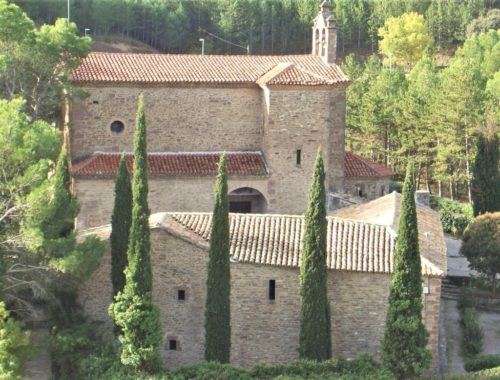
[110,155,132,299]
[464,355,500,372]
[20,148,104,281]
[0,302,32,380]
[461,307,483,358]
[467,9,500,38]
[109,95,162,373]
[429,196,473,236]
[299,149,330,361]
[0,0,91,120]
[381,163,431,379]
[378,12,432,68]
[204,154,231,363]
[471,133,500,216]
[460,212,500,296]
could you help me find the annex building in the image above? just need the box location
[72,1,445,373]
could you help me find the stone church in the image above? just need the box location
[72,1,445,373]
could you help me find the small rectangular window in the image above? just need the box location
[296,149,302,166]
[92,100,99,104]
[168,339,177,350]
[177,289,185,301]
[269,280,276,300]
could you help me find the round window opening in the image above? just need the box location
[110,120,124,134]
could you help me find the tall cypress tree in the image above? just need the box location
[471,132,500,216]
[109,95,162,373]
[299,148,331,360]
[204,154,231,363]
[110,155,132,299]
[381,162,431,379]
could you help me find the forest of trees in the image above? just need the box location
[12,0,499,55]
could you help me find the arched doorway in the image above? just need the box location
[229,187,267,214]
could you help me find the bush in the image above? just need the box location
[0,302,33,380]
[172,361,251,380]
[430,196,473,236]
[461,307,483,358]
[464,355,500,372]
[249,355,393,380]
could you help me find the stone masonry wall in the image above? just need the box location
[263,86,345,214]
[70,86,263,158]
[75,177,269,228]
[344,177,393,201]
[78,226,441,371]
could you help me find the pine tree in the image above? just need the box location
[381,162,431,379]
[471,133,500,216]
[204,154,231,363]
[299,148,331,361]
[109,95,162,373]
[110,154,132,299]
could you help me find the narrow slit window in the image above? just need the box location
[296,149,302,166]
[269,280,276,300]
[168,339,177,350]
[177,289,185,301]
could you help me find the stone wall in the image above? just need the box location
[78,225,442,371]
[70,86,263,158]
[74,177,270,228]
[344,177,392,200]
[262,86,345,214]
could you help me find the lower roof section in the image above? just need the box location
[72,150,394,179]
[71,151,269,178]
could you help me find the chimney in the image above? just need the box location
[415,190,430,207]
[312,0,337,64]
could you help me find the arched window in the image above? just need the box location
[315,29,320,54]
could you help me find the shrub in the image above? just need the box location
[172,361,251,380]
[0,302,33,380]
[465,355,500,372]
[461,307,483,358]
[430,196,473,236]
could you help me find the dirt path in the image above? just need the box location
[23,328,51,380]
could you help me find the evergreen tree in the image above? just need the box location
[109,95,162,373]
[381,162,431,379]
[110,154,132,299]
[471,132,500,216]
[204,154,231,363]
[299,148,331,361]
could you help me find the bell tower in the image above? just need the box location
[312,0,337,64]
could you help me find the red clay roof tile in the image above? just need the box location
[72,52,349,86]
[344,151,396,178]
[71,151,268,178]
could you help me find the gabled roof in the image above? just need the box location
[344,152,396,178]
[71,151,268,178]
[81,212,444,277]
[332,192,447,275]
[72,52,349,86]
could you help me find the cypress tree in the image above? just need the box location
[381,162,431,379]
[471,133,500,216]
[204,154,231,363]
[109,95,162,373]
[110,155,132,299]
[299,148,331,361]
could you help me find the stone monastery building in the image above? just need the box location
[73,1,445,373]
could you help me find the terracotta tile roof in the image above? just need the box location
[332,192,447,276]
[72,52,349,86]
[256,62,338,86]
[344,151,396,178]
[161,212,443,277]
[71,151,268,178]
